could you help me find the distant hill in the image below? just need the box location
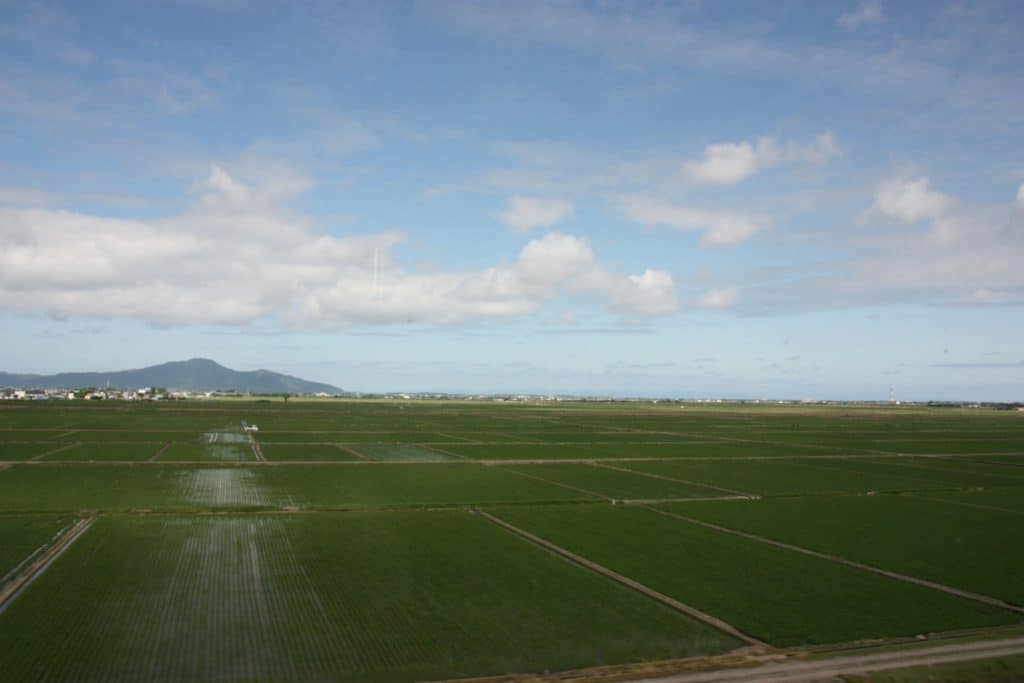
[0,358,344,395]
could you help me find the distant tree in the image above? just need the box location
[282,393,291,403]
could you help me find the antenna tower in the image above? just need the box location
[372,247,379,299]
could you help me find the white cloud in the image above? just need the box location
[496,195,575,231]
[873,176,953,223]
[681,132,841,185]
[615,194,770,246]
[838,1,884,30]
[698,287,740,309]
[0,166,676,326]
[682,138,779,185]
[1016,183,1024,212]
[515,232,593,284]
[741,188,1024,313]
[604,269,679,316]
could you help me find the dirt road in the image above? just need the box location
[474,509,767,648]
[0,516,94,612]
[633,636,1024,682]
[646,506,1024,616]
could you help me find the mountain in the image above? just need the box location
[0,358,344,395]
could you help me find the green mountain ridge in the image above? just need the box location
[0,358,343,394]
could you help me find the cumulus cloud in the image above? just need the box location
[604,269,679,316]
[828,185,1024,307]
[698,287,740,309]
[838,1,883,30]
[873,176,953,222]
[496,195,575,231]
[681,132,840,185]
[0,166,676,326]
[615,194,770,246]
[691,181,1024,315]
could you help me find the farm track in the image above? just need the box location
[493,466,611,501]
[0,516,94,613]
[592,462,759,498]
[618,496,755,505]
[30,442,79,461]
[628,635,1024,682]
[147,442,172,462]
[904,492,1024,516]
[475,508,769,648]
[869,456,1024,482]
[334,444,371,460]
[250,439,265,462]
[416,443,470,459]
[645,507,1024,615]
[7,449,1024,466]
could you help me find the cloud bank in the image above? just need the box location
[0,165,677,327]
[615,194,770,246]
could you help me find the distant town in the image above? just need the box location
[2,384,1021,411]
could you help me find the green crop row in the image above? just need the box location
[0,513,738,681]
[664,494,1024,605]
[490,504,1018,647]
[0,463,599,512]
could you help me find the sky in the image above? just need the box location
[1,0,1023,400]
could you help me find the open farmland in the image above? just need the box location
[0,515,73,581]
[663,494,1024,606]
[0,513,738,682]
[0,399,1022,681]
[41,441,161,461]
[489,504,1016,646]
[258,442,364,461]
[495,462,734,500]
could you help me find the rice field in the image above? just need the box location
[42,442,161,461]
[496,462,732,500]
[665,495,1024,606]
[0,515,73,583]
[156,442,254,462]
[0,513,739,681]
[259,443,363,461]
[0,399,1021,680]
[489,504,1017,646]
[0,441,58,460]
[349,443,459,461]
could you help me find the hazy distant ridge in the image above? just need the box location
[0,358,343,394]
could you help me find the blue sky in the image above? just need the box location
[1,1,1023,399]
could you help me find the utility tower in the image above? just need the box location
[888,384,895,405]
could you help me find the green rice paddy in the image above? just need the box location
[0,399,1021,680]
[0,513,738,682]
